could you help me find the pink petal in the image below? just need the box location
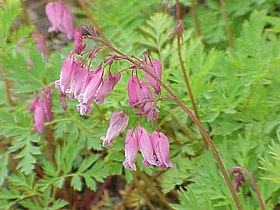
[123,129,138,171]
[101,111,129,147]
[95,72,121,104]
[137,126,156,166]
[144,60,162,95]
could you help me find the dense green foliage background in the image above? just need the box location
[0,0,279,209]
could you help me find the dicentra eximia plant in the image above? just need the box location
[28,23,247,208]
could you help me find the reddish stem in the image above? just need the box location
[232,167,265,210]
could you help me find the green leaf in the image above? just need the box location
[50,199,68,210]
[71,175,82,191]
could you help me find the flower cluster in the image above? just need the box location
[230,167,246,192]
[54,30,121,115]
[45,1,74,39]
[29,20,174,170]
[100,111,174,171]
[29,89,53,133]
[123,127,174,171]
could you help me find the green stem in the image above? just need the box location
[190,0,202,36]
[175,0,200,122]
[220,0,233,47]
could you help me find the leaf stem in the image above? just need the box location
[220,0,234,47]
[190,0,202,36]
[175,0,200,122]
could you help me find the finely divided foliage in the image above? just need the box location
[0,0,279,209]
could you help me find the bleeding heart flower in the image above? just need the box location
[137,126,156,166]
[45,1,74,39]
[123,129,138,171]
[144,59,162,95]
[95,72,121,105]
[101,111,129,147]
[151,131,174,170]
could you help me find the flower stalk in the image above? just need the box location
[93,34,242,210]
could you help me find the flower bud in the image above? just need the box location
[74,28,86,54]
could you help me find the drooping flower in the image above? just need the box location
[136,81,159,122]
[55,51,76,93]
[127,76,158,122]
[143,59,162,95]
[29,97,39,112]
[137,126,156,166]
[33,101,45,133]
[127,76,140,109]
[45,1,74,39]
[66,61,88,100]
[44,89,54,122]
[123,129,138,171]
[95,72,121,104]
[78,66,104,105]
[151,131,174,170]
[74,28,86,54]
[101,110,129,147]
[29,89,54,133]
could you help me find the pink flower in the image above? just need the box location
[29,89,54,133]
[74,28,86,54]
[123,129,138,171]
[136,81,159,122]
[95,72,121,104]
[45,1,74,39]
[44,89,54,122]
[55,51,76,93]
[127,76,140,109]
[144,59,162,95]
[33,102,45,133]
[66,61,88,100]
[127,76,158,122]
[151,131,174,170]
[101,111,129,147]
[137,126,156,166]
[79,66,104,105]
[29,98,39,112]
